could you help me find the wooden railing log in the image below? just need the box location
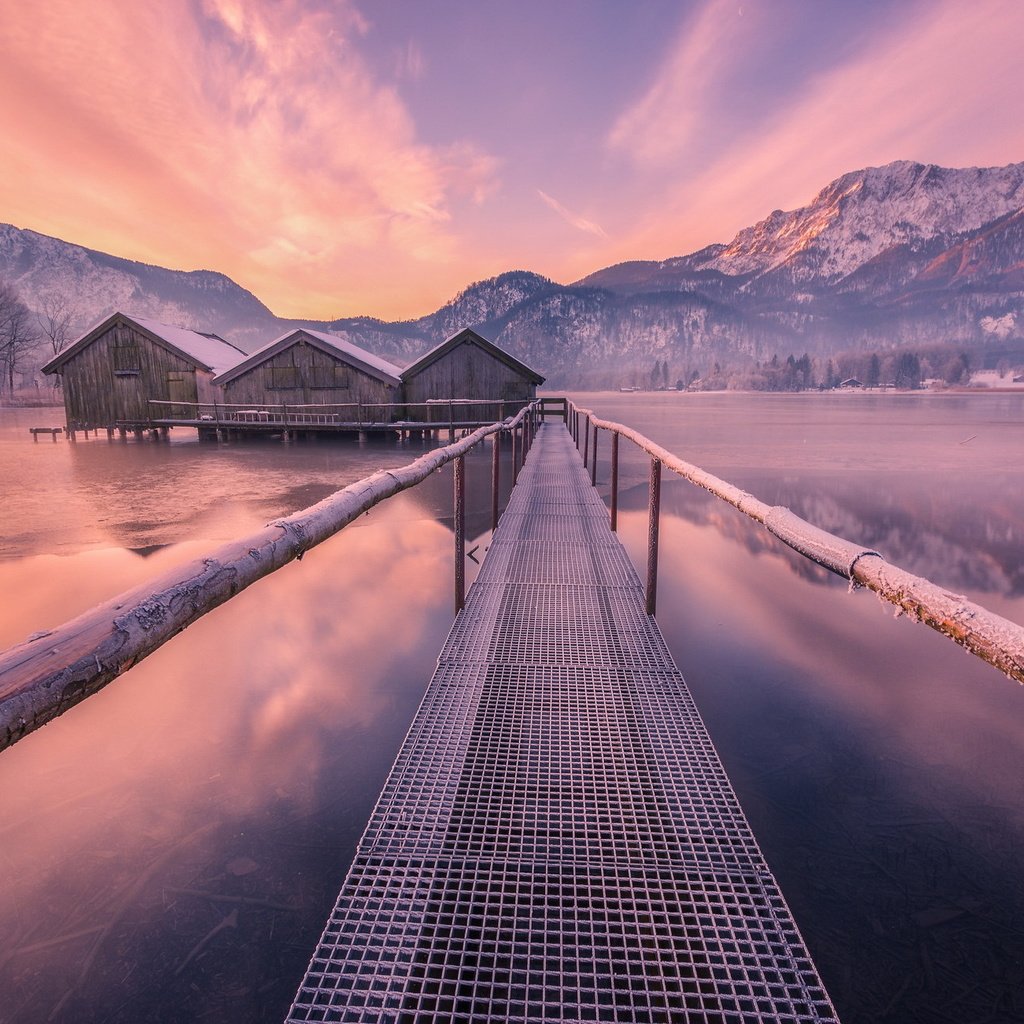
[572,404,1024,687]
[0,405,537,753]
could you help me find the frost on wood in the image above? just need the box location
[853,558,1024,685]
[763,507,880,577]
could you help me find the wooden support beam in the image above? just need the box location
[455,455,466,612]
[491,431,500,531]
[646,457,661,616]
[610,432,620,532]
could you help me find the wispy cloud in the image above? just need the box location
[395,39,426,81]
[537,190,607,239]
[607,0,762,166]
[613,0,1024,258]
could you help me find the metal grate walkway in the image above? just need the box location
[286,421,839,1024]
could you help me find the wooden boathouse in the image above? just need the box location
[210,328,404,423]
[40,312,246,431]
[401,327,545,422]
[42,317,545,438]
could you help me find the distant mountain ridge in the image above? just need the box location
[0,223,278,348]
[3,159,1024,387]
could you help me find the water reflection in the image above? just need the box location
[0,499,471,1022]
[4,397,1024,1024]
[611,470,1024,603]
[0,414,504,1024]
[585,391,1024,1024]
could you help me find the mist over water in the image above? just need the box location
[2,394,1023,1023]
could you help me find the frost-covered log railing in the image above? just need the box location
[0,403,540,754]
[567,400,1024,687]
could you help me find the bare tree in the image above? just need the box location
[0,281,42,394]
[37,292,78,358]
[36,292,79,393]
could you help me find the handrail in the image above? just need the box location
[0,402,540,753]
[568,400,1024,687]
[147,398,526,412]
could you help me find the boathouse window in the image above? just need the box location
[270,366,299,389]
[309,364,350,389]
[112,328,140,375]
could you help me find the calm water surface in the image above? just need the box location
[1,394,1023,1023]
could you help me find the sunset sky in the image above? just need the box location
[1,0,1021,321]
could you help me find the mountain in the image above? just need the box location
[0,224,280,350]
[4,160,1024,388]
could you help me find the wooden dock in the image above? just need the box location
[286,420,839,1022]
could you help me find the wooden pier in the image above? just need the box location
[285,420,839,1022]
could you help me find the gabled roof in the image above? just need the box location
[211,328,403,387]
[41,312,246,376]
[401,328,545,385]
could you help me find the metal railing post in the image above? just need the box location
[455,455,466,612]
[511,425,519,485]
[491,430,500,530]
[590,424,598,486]
[610,431,620,532]
[646,457,661,616]
[583,414,590,468]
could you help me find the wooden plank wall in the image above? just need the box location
[403,342,536,419]
[60,324,198,428]
[221,342,398,419]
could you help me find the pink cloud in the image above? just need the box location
[607,0,764,166]
[0,0,501,318]
[537,190,608,239]
[610,0,1024,260]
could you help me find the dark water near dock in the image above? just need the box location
[1,394,1023,1023]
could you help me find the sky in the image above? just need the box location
[0,0,1021,321]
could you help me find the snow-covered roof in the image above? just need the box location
[41,312,245,376]
[401,328,545,384]
[212,328,403,387]
[129,316,245,375]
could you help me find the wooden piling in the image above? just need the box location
[491,431,500,531]
[610,432,620,532]
[646,458,662,616]
[454,455,466,612]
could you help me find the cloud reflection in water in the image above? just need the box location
[0,493,457,1022]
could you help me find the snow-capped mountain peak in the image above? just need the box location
[707,160,1024,282]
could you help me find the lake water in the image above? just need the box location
[1,393,1022,1024]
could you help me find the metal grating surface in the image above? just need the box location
[287,421,838,1023]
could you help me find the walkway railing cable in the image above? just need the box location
[0,402,541,753]
[568,400,1024,688]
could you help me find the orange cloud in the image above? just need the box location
[0,0,500,318]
